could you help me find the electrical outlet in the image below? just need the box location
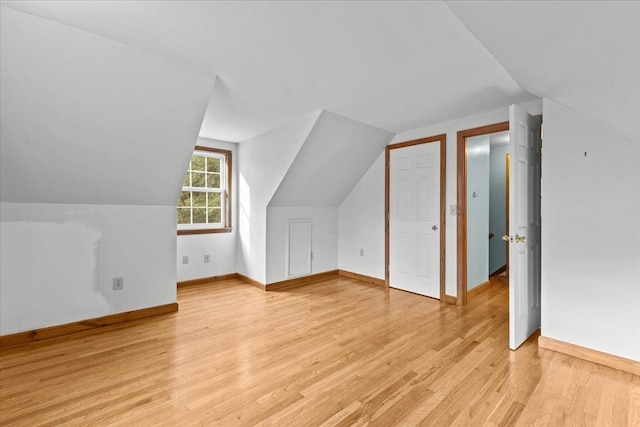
[360,248,364,257]
[182,256,189,264]
[204,254,210,263]
[113,277,124,290]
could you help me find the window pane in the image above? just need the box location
[177,208,191,224]
[208,208,221,224]
[207,157,220,173]
[192,191,206,207]
[193,208,206,224]
[207,173,220,189]
[191,172,205,187]
[178,149,230,229]
[191,155,205,171]
[178,191,191,207]
[208,192,221,207]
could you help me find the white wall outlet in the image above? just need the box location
[113,277,124,290]
[360,248,364,257]
[204,254,210,263]
[182,256,189,264]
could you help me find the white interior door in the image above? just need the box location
[287,219,312,278]
[389,142,440,298]
[508,105,542,350]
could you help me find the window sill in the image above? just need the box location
[177,227,232,236]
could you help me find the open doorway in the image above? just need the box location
[465,130,510,290]
[458,109,542,350]
[455,122,508,305]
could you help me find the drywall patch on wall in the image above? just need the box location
[0,202,177,335]
[0,220,109,335]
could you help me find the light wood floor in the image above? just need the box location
[1,275,638,426]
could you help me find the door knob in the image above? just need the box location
[515,234,526,243]
[432,225,438,231]
[502,234,511,242]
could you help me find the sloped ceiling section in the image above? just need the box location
[3,1,536,142]
[0,6,215,206]
[446,1,640,141]
[269,111,395,207]
[239,111,321,209]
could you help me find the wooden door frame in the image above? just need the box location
[385,134,447,301]
[456,122,509,305]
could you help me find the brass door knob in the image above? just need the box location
[502,235,510,242]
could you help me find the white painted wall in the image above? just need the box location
[339,154,386,279]
[466,135,490,290]
[237,114,320,283]
[541,100,640,361]
[177,139,238,282]
[266,207,339,283]
[0,202,176,335]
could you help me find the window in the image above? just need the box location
[177,146,232,234]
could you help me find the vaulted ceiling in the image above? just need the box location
[0,1,531,142]
[0,6,215,205]
[2,1,637,142]
[447,0,639,141]
[269,110,394,207]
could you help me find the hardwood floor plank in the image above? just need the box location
[629,375,640,426]
[1,275,637,426]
